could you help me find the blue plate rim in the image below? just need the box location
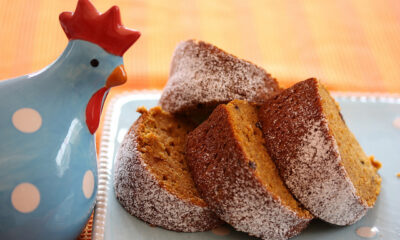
[91,90,400,240]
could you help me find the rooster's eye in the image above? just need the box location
[90,59,99,67]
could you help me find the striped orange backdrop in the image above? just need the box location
[2,0,400,93]
[1,0,400,239]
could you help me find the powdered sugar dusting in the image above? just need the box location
[186,105,311,240]
[288,119,367,225]
[114,123,222,232]
[159,40,280,113]
[259,79,369,226]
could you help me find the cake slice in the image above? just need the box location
[159,39,281,118]
[258,78,382,225]
[114,106,222,232]
[186,100,313,240]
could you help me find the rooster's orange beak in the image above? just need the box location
[105,65,127,88]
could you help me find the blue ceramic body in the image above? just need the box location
[0,40,123,239]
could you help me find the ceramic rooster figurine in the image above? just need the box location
[0,0,140,239]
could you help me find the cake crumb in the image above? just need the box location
[136,106,147,114]
[369,156,382,169]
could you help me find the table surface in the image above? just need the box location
[1,1,400,239]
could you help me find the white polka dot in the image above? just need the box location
[11,183,40,213]
[212,225,231,236]
[356,226,379,238]
[12,108,42,133]
[393,117,400,129]
[82,170,95,199]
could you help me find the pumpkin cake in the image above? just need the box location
[258,78,382,225]
[114,106,222,232]
[186,100,313,240]
[159,39,280,119]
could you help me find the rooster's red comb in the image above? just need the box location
[59,0,140,56]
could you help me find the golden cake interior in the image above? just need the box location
[226,100,313,218]
[135,106,206,206]
[318,83,382,206]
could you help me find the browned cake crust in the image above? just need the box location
[258,78,381,225]
[159,39,280,115]
[186,103,312,240]
[114,111,222,232]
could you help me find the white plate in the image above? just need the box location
[92,91,400,240]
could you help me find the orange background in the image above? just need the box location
[2,0,400,93]
[1,0,400,238]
